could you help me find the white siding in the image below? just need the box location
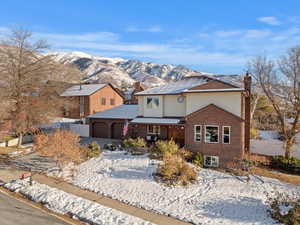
[186,92,241,117]
[143,96,163,117]
[163,95,186,117]
[138,96,144,116]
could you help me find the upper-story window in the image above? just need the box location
[205,125,219,143]
[110,98,115,105]
[223,126,231,144]
[146,97,159,109]
[101,97,106,105]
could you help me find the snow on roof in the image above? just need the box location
[184,88,244,93]
[88,104,139,119]
[131,117,181,124]
[60,84,107,96]
[135,77,208,95]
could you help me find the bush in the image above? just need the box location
[267,192,300,225]
[151,139,180,158]
[192,152,204,167]
[123,138,146,150]
[271,156,300,174]
[157,154,197,186]
[86,141,101,158]
[250,128,259,139]
[35,130,86,169]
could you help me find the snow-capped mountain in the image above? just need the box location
[52,51,240,88]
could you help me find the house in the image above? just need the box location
[88,104,139,139]
[88,75,251,167]
[60,83,124,119]
[124,82,145,104]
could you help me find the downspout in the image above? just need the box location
[244,72,252,154]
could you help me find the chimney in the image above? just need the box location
[244,72,252,154]
[134,81,141,90]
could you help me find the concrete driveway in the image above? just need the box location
[0,191,70,225]
[80,137,121,149]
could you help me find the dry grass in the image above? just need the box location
[251,166,300,186]
[0,146,19,155]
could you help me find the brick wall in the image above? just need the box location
[185,104,244,167]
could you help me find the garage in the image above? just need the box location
[112,122,124,139]
[88,105,139,139]
[92,122,108,138]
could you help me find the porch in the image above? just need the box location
[130,118,185,147]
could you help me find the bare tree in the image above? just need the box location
[0,28,82,146]
[248,47,300,158]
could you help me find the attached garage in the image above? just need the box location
[88,105,139,139]
[92,122,109,138]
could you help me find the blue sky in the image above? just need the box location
[0,0,299,74]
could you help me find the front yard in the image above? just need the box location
[52,150,300,225]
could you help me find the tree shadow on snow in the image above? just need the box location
[197,197,272,223]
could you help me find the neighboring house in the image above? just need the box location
[88,75,251,167]
[124,82,145,104]
[61,83,124,119]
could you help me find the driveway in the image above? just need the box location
[80,137,121,148]
[0,191,70,225]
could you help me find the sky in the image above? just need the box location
[0,0,299,74]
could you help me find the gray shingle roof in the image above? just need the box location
[88,104,139,119]
[131,118,181,124]
[61,84,107,96]
[135,77,209,95]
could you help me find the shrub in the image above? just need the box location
[271,156,300,174]
[250,128,259,139]
[151,139,180,158]
[267,192,300,225]
[123,138,146,150]
[86,141,101,158]
[157,154,197,186]
[192,152,204,167]
[35,130,86,169]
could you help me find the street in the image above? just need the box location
[0,191,70,225]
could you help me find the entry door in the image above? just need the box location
[168,126,185,146]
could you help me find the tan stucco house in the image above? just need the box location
[88,75,251,167]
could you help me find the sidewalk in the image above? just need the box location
[0,169,191,225]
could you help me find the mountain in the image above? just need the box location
[53,51,241,88]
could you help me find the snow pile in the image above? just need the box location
[70,151,300,225]
[4,179,155,225]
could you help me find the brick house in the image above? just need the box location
[88,75,251,167]
[61,83,124,119]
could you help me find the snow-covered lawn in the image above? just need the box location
[65,151,300,225]
[4,179,155,225]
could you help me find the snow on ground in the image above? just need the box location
[4,179,155,225]
[259,130,280,140]
[68,151,300,225]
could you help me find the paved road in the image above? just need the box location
[0,191,70,225]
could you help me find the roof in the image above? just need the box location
[131,117,181,125]
[88,104,139,119]
[135,75,242,96]
[135,77,209,95]
[61,84,107,96]
[184,88,244,93]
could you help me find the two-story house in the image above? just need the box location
[61,83,124,119]
[88,75,251,167]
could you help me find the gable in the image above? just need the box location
[188,80,237,91]
[185,103,244,123]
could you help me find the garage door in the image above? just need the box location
[112,123,124,139]
[92,122,108,138]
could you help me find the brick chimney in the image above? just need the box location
[133,81,141,90]
[244,72,252,154]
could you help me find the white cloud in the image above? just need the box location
[257,16,281,25]
[125,25,163,33]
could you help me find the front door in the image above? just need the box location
[167,126,185,147]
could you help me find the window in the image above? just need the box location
[204,156,219,167]
[223,126,231,144]
[194,125,201,142]
[147,125,160,135]
[101,97,106,105]
[146,97,159,109]
[205,125,219,143]
[110,98,115,105]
